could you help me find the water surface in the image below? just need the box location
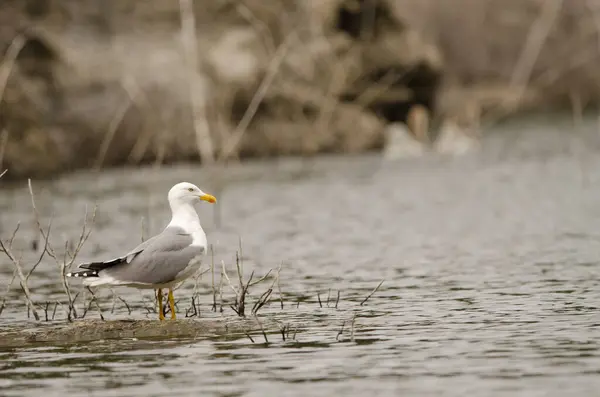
[1,115,600,396]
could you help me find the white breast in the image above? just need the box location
[190,228,207,249]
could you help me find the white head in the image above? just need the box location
[167,182,217,210]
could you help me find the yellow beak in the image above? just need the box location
[199,193,217,204]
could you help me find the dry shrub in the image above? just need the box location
[394,0,600,108]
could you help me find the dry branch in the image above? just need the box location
[0,269,17,317]
[251,288,272,315]
[123,77,160,165]
[27,178,97,320]
[210,244,218,311]
[218,31,297,160]
[221,248,275,317]
[94,93,133,170]
[179,0,215,164]
[254,314,269,344]
[505,0,564,110]
[360,279,384,306]
[0,34,26,105]
[25,215,53,281]
[0,237,40,320]
[83,286,104,321]
[0,129,8,171]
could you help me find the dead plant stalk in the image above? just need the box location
[0,34,26,106]
[221,251,273,317]
[0,232,40,320]
[0,129,8,171]
[506,0,564,108]
[360,279,384,306]
[219,32,297,160]
[179,0,215,164]
[94,89,134,170]
[28,179,97,319]
[0,269,17,317]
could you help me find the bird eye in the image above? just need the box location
[188,188,194,192]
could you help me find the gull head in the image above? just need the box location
[168,182,217,207]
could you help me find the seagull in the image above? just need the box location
[67,182,217,321]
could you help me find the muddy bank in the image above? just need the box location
[0,318,280,348]
[0,0,595,180]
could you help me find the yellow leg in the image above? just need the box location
[157,289,165,321]
[168,289,176,320]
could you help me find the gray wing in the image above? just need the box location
[78,227,205,285]
[78,232,165,271]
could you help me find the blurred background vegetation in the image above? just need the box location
[1,0,599,179]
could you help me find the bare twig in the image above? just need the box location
[8,222,20,248]
[251,288,273,315]
[113,294,132,315]
[275,262,284,309]
[28,179,97,319]
[232,267,254,317]
[120,297,132,315]
[0,239,40,320]
[248,269,273,287]
[249,262,283,315]
[218,259,225,313]
[258,262,283,312]
[221,260,238,296]
[25,215,54,281]
[222,247,276,317]
[210,244,217,312]
[237,237,244,282]
[63,207,96,314]
[336,320,345,341]
[228,251,255,316]
[189,263,209,311]
[254,314,269,344]
[0,169,6,179]
[185,296,199,318]
[279,323,291,342]
[81,297,93,319]
[139,290,157,315]
[360,279,384,306]
[244,331,255,343]
[44,301,51,322]
[86,286,105,321]
[51,301,59,320]
[69,291,80,321]
[110,290,118,314]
